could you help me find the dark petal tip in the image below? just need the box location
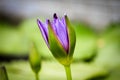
[37,19,40,22]
[64,15,67,18]
[37,19,39,23]
[47,19,50,24]
[53,13,58,19]
[47,19,52,27]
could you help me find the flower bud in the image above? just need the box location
[29,43,41,74]
[37,13,76,66]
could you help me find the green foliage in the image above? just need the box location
[0,66,8,80]
[93,22,120,80]
[0,23,29,54]
[94,22,120,68]
[73,22,97,61]
[4,61,108,80]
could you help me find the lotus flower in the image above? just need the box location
[37,13,76,66]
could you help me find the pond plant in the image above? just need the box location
[37,13,76,80]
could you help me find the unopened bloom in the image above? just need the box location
[37,13,76,66]
[29,43,41,74]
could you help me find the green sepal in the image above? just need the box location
[48,20,71,65]
[65,15,76,58]
[29,43,41,74]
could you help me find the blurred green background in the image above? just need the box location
[0,0,120,80]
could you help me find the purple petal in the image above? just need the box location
[61,17,66,25]
[37,19,49,46]
[52,15,69,52]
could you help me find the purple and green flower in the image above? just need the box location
[37,13,76,80]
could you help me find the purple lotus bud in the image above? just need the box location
[37,13,76,66]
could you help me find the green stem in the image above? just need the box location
[64,65,72,80]
[35,73,39,80]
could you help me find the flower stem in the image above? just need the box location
[35,73,39,80]
[64,65,72,80]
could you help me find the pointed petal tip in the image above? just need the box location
[53,13,58,19]
[37,19,40,22]
[64,15,67,19]
[37,19,42,26]
[47,19,50,24]
[37,18,39,21]
[64,15,69,24]
[37,19,40,27]
[47,19,53,29]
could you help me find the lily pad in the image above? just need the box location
[2,61,108,80]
